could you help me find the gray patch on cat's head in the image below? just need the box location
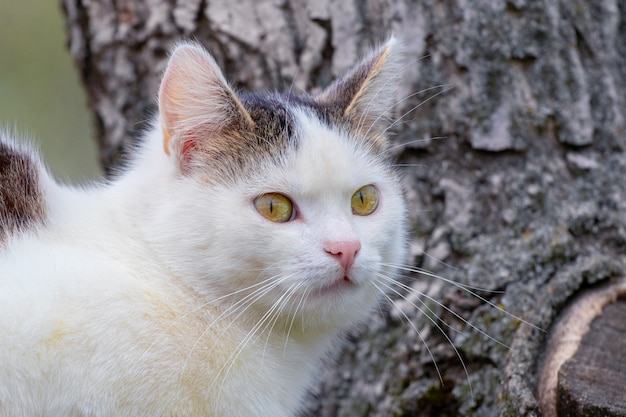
[195,88,392,185]
[279,88,397,161]
[238,92,372,168]
[242,92,299,152]
[191,93,300,184]
[279,93,392,159]
[0,137,47,246]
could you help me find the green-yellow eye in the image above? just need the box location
[351,184,379,216]
[254,193,294,223]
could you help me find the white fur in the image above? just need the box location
[0,111,406,417]
[0,41,406,417]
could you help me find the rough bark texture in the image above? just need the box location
[60,0,626,415]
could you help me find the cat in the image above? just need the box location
[0,38,407,417]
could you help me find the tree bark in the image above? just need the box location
[60,0,626,415]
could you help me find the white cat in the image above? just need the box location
[0,38,406,417]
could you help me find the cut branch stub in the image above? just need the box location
[537,279,626,417]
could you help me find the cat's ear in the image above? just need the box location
[158,42,254,171]
[317,37,402,146]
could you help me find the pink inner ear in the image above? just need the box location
[171,135,200,175]
[158,43,254,172]
[180,138,198,164]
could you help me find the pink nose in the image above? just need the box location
[324,240,361,272]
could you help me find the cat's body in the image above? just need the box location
[0,39,406,417]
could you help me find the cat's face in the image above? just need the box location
[222,109,406,331]
[150,39,406,333]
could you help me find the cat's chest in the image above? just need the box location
[3,256,314,417]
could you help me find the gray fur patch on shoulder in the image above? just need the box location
[0,137,47,246]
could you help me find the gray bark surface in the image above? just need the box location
[60,0,626,415]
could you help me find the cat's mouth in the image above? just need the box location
[313,275,355,297]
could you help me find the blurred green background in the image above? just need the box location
[0,0,101,183]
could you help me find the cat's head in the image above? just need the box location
[150,39,407,334]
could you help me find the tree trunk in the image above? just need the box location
[60,0,626,415]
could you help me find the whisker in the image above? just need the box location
[376,85,456,139]
[419,251,468,274]
[211,279,296,410]
[216,263,294,273]
[371,281,445,386]
[140,269,293,367]
[284,283,309,354]
[210,272,302,408]
[383,263,544,332]
[262,281,304,361]
[363,84,454,140]
[384,136,449,155]
[214,274,296,337]
[353,76,399,143]
[285,65,301,98]
[391,163,428,168]
[353,54,434,139]
[376,277,477,392]
[380,272,510,349]
[176,273,292,401]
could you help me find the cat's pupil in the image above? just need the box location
[351,185,379,216]
[254,193,293,223]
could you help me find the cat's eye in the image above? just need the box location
[254,193,294,223]
[351,184,379,216]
